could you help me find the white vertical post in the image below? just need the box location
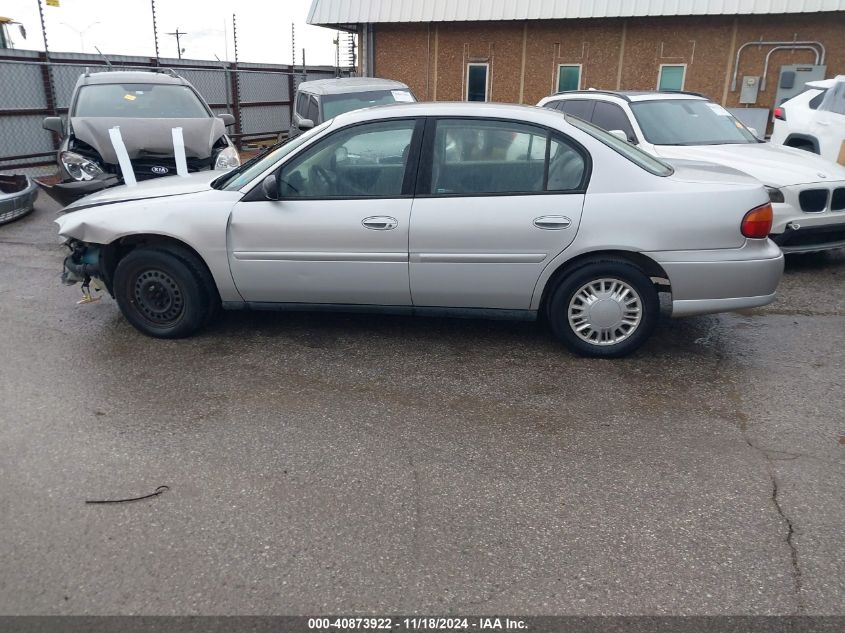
[108,126,136,187]
[171,127,189,177]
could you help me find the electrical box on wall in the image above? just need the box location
[774,65,827,107]
[739,76,760,104]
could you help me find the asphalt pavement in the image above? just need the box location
[0,194,843,615]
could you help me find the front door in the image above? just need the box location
[229,118,422,305]
[409,118,588,310]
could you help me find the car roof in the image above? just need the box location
[298,77,410,96]
[806,75,843,90]
[327,101,569,128]
[76,70,188,87]
[544,90,707,103]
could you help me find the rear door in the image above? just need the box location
[409,117,589,310]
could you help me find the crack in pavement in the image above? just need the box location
[704,318,805,614]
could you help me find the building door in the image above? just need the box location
[466,63,489,102]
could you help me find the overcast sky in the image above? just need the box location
[3,0,345,66]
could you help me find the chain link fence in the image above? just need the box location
[0,49,351,176]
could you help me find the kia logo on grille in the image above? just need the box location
[151,166,169,175]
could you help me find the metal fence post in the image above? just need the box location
[38,54,60,149]
[230,62,242,150]
[287,70,295,133]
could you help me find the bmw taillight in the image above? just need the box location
[741,203,773,239]
[773,107,786,121]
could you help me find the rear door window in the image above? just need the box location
[590,102,636,142]
[425,119,586,195]
[558,100,596,121]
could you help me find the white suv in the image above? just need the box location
[770,76,845,166]
[539,90,845,253]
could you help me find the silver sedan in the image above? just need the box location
[56,102,784,357]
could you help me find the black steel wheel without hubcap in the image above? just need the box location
[113,247,213,339]
[133,268,184,325]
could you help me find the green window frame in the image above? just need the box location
[658,65,686,92]
[557,65,581,92]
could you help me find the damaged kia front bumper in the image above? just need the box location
[37,174,120,208]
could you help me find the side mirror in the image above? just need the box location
[298,117,314,130]
[747,127,759,139]
[608,129,637,144]
[43,117,63,134]
[218,113,236,126]
[261,174,279,201]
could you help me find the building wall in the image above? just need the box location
[371,12,845,112]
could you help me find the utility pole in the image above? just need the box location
[334,31,340,77]
[151,0,160,64]
[166,27,187,59]
[291,23,295,66]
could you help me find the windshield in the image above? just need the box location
[566,115,673,177]
[818,78,845,115]
[321,89,414,119]
[630,99,758,145]
[217,120,332,191]
[74,83,209,118]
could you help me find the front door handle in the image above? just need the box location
[533,215,572,230]
[362,216,398,230]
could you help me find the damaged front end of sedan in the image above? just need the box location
[61,238,109,304]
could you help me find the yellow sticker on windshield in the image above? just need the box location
[123,94,137,101]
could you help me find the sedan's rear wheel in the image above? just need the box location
[113,248,212,338]
[548,261,658,358]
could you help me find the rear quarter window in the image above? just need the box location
[808,90,827,110]
[566,115,673,177]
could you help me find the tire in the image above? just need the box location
[113,247,214,338]
[546,260,659,358]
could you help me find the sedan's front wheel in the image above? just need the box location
[113,247,213,338]
[547,261,659,358]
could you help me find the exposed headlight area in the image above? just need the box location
[765,186,785,204]
[214,145,241,170]
[60,151,105,181]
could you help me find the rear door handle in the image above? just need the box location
[533,215,572,230]
[362,216,398,230]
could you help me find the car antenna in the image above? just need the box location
[94,46,113,70]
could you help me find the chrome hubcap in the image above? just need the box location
[568,278,642,346]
